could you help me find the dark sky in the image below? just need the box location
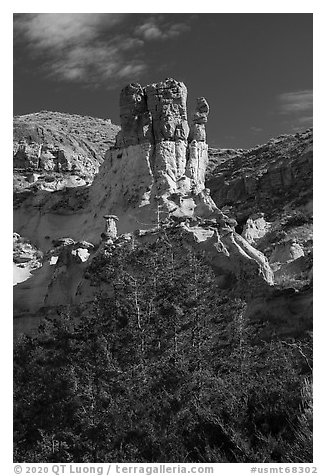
[13,13,313,149]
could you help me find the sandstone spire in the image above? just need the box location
[96,78,273,288]
[188,97,209,142]
[109,78,213,206]
[146,78,189,142]
[115,83,152,147]
[101,214,119,243]
[13,78,275,321]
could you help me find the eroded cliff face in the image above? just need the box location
[13,112,120,194]
[206,129,313,221]
[206,130,313,290]
[13,233,43,286]
[111,78,210,202]
[88,78,273,291]
[14,78,276,330]
[13,81,214,250]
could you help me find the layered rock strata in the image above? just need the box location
[13,233,43,286]
[13,112,120,194]
[206,129,313,220]
[189,97,209,142]
[13,237,95,317]
[105,78,216,219]
[14,78,275,329]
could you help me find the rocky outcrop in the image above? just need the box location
[270,239,304,265]
[206,147,245,176]
[49,238,94,266]
[131,219,273,293]
[147,78,189,142]
[13,83,314,343]
[12,80,222,250]
[115,78,189,147]
[102,215,119,243]
[178,221,273,293]
[115,83,151,147]
[13,237,95,318]
[242,214,270,245]
[189,97,209,142]
[85,79,218,239]
[13,111,120,194]
[14,78,276,330]
[113,79,208,198]
[206,130,313,294]
[106,79,215,215]
[14,142,70,172]
[241,211,313,290]
[206,129,313,221]
[43,239,95,307]
[13,233,43,285]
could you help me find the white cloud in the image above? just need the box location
[14,13,191,87]
[136,23,164,40]
[250,126,263,134]
[14,13,147,86]
[14,13,124,50]
[116,63,147,79]
[278,90,313,115]
[43,42,147,86]
[277,90,313,131]
[166,23,191,37]
[135,17,190,41]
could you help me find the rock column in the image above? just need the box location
[146,78,189,142]
[115,83,152,147]
[188,97,209,142]
[186,97,210,189]
[108,78,214,217]
[101,215,119,243]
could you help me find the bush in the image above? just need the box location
[283,211,312,229]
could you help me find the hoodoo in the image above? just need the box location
[93,78,273,289]
[102,215,119,243]
[14,78,275,329]
[103,77,216,219]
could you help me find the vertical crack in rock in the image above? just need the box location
[103,78,274,289]
[13,77,275,325]
[115,83,153,148]
[146,78,189,142]
[111,78,213,206]
[188,96,209,143]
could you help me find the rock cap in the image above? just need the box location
[103,214,119,221]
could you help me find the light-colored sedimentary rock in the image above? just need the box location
[14,78,275,329]
[13,79,218,253]
[189,97,209,142]
[14,142,74,172]
[186,141,209,190]
[115,83,152,147]
[13,112,119,180]
[13,233,43,286]
[93,74,274,293]
[102,215,119,242]
[91,79,217,231]
[242,214,270,245]
[206,129,313,219]
[14,237,95,321]
[146,78,189,142]
[270,240,304,265]
[178,223,273,290]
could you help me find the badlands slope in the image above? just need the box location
[13,81,312,339]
